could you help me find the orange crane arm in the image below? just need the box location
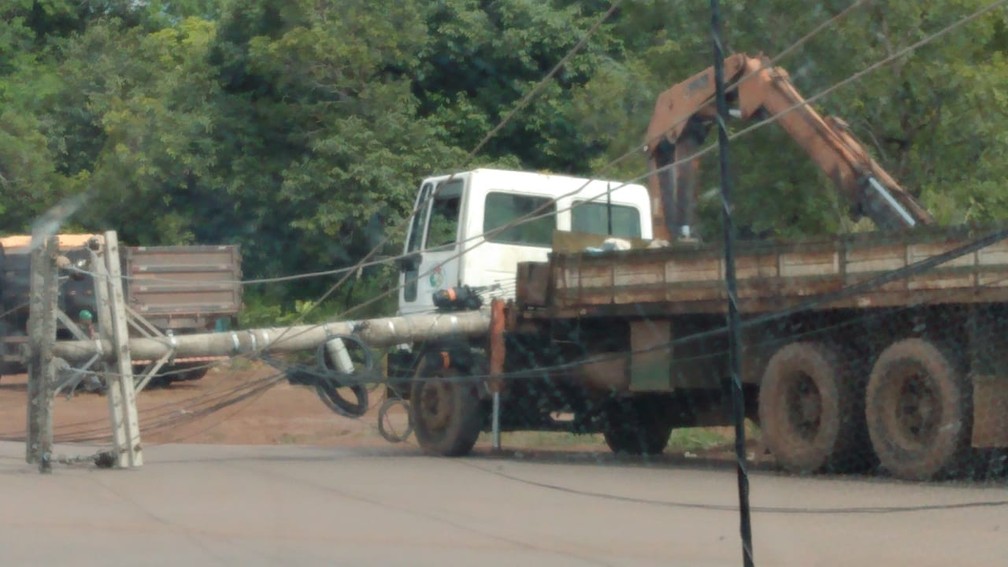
[644,53,934,241]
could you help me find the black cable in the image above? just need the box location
[470,224,1008,384]
[335,221,1008,391]
[457,461,1008,515]
[21,1,999,468]
[203,0,873,359]
[23,370,289,443]
[48,373,289,445]
[710,2,754,564]
[258,336,373,419]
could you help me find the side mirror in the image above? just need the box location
[395,253,421,272]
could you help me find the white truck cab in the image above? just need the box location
[397,168,653,315]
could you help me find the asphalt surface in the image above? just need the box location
[1,442,1006,566]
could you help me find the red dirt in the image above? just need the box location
[0,362,399,448]
[0,363,749,459]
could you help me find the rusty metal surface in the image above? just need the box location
[515,262,550,308]
[123,245,243,329]
[972,375,1008,448]
[629,320,671,391]
[575,355,629,391]
[488,299,506,393]
[532,229,1008,315]
[0,233,98,250]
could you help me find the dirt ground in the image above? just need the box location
[0,361,617,453]
[1,362,395,447]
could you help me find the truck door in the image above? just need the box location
[398,178,465,315]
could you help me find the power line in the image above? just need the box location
[645,0,1008,191]
[29,232,1008,452]
[41,0,1000,411]
[68,0,869,291]
[63,0,867,299]
[28,1,999,455]
[457,461,1008,515]
[709,1,753,564]
[32,247,1008,445]
[193,1,629,361]
[372,227,1008,386]
[464,0,625,161]
[239,0,932,329]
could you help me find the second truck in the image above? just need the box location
[1,234,243,384]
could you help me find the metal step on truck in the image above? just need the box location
[391,54,1008,481]
[0,234,243,384]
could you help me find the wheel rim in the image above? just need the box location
[783,371,822,442]
[418,380,454,431]
[891,366,940,448]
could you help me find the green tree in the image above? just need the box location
[27,17,221,244]
[413,0,623,172]
[206,0,464,296]
[0,5,69,231]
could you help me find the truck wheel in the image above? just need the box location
[866,338,971,481]
[758,342,870,473]
[409,364,483,457]
[603,398,673,456]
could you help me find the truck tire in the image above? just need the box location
[410,363,483,457]
[758,342,870,473]
[866,338,971,481]
[603,398,673,456]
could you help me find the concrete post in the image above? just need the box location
[25,235,59,472]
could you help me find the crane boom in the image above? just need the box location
[644,53,935,241]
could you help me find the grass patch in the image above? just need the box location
[666,428,732,453]
[478,431,603,449]
[476,423,759,454]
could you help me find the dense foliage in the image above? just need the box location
[2,0,1007,315]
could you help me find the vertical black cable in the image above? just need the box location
[710,1,755,565]
[607,182,613,236]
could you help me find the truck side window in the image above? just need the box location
[425,179,463,250]
[572,201,642,239]
[483,193,556,247]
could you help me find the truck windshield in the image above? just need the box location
[572,201,642,238]
[483,192,556,247]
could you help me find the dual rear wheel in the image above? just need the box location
[758,342,871,474]
[865,339,971,480]
[759,339,971,480]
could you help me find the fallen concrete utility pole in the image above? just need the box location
[52,311,491,364]
[30,231,491,472]
[44,286,488,472]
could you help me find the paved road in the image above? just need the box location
[0,441,1005,566]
